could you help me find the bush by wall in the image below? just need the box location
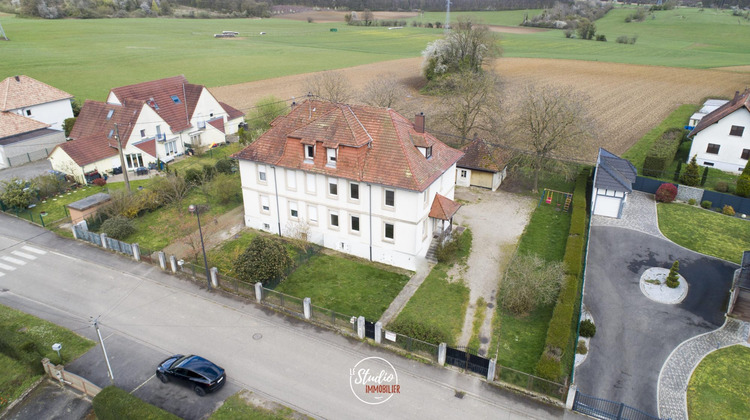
[655,183,678,203]
[92,386,179,420]
[642,128,684,177]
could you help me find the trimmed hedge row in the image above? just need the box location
[642,128,685,177]
[92,386,180,420]
[535,169,590,382]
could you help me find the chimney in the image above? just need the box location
[414,112,425,133]
[14,75,20,82]
[732,90,740,105]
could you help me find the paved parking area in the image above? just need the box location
[0,160,52,182]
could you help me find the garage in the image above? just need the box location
[593,194,622,218]
[592,148,636,220]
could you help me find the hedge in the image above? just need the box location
[535,169,590,382]
[92,386,180,420]
[642,128,684,177]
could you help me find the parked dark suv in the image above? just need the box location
[156,355,226,396]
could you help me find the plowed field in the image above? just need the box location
[210,57,750,160]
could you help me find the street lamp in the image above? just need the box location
[188,204,212,290]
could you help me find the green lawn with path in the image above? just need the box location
[687,345,750,420]
[0,304,94,409]
[657,203,750,264]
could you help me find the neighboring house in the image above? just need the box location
[592,148,637,219]
[687,89,750,173]
[233,100,464,271]
[687,99,729,129]
[0,75,72,168]
[455,136,509,191]
[48,76,244,183]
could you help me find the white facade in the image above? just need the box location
[239,160,458,271]
[9,98,73,132]
[123,105,185,166]
[688,107,750,173]
[592,188,627,218]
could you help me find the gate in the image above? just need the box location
[105,237,133,256]
[572,390,662,420]
[364,319,375,339]
[445,346,490,376]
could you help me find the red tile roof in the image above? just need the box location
[219,101,244,120]
[429,193,461,220]
[69,99,143,147]
[234,100,463,191]
[109,76,197,133]
[134,138,156,157]
[690,88,750,137]
[208,118,225,133]
[457,137,509,173]
[54,134,118,166]
[0,75,73,111]
[0,112,49,139]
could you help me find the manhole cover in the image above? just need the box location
[252,333,262,340]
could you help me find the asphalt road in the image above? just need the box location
[576,226,736,415]
[0,214,586,420]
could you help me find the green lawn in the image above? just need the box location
[657,203,750,264]
[623,104,698,170]
[277,252,409,321]
[169,143,244,173]
[206,231,259,275]
[0,304,94,409]
[211,390,309,420]
[687,345,750,420]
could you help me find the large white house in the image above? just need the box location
[48,76,244,183]
[233,101,464,271]
[0,75,72,168]
[687,89,750,173]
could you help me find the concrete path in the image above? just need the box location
[591,191,666,240]
[378,257,432,326]
[0,159,51,182]
[452,187,535,356]
[658,317,750,420]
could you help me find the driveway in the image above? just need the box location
[576,225,735,414]
[0,160,52,182]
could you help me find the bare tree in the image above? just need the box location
[362,9,374,26]
[359,73,408,109]
[508,84,593,192]
[499,253,565,316]
[305,71,352,103]
[437,71,502,143]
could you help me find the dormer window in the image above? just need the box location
[326,147,337,167]
[304,144,315,161]
[106,109,114,120]
[425,146,433,159]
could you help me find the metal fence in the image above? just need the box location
[385,333,439,363]
[633,175,750,214]
[572,391,663,420]
[494,364,568,400]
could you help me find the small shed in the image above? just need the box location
[455,137,509,191]
[67,192,111,225]
[592,148,637,219]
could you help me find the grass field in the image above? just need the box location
[687,345,750,420]
[622,104,699,170]
[657,203,750,264]
[210,390,307,420]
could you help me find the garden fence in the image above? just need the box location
[633,176,750,214]
[572,390,662,420]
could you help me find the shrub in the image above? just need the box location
[93,386,179,420]
[209,173,241,204]
[616,35,629,43]
[0,178,36,210]
[736,175,750,198]
[579,319,596,337]
[33,174,67,199]
[680,155,701,186]
[214,158,234,175]
[183,168,202,185]
[564,29,573,38]
[234,236,293,285]
[202,164,216,181]
[723,205,735,216]
[715,181,729,193]
[666,260,680,288]
[701,200,712,209]
[576,340,588,355]
[387,318,451,344]
[595,34,607,42]
[536,353,561,381]
[93,178,107,186]
[499,254,565,315]
[655,183,677,203]
[100,216,135,240]
[642,128,684,177]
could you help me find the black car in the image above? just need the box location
[156,355,226,396]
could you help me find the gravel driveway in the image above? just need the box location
[452,187,535,355]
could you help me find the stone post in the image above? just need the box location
[210,267,218,288]
[254,282,263,303]
[374,321,383,344]
[100,233,108,249]
[158,251,166,270]
[357,316,365,339]
[438,343,447,366]
[71,226,78,239]
[566,384,577,410]
[132,243,141,262]
[487,358,496,382]
[169,255,177,273]
[303,297,311,320]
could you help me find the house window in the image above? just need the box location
[704,161,715,167]
[289,201,298,219]
[460,170,468,178]
[171,95,181,104]
[25,109,32,116]
[165,140,177,155]
[327,148,337,166]
[190,133,202,144]
[385,189,395,207]
[304,144,315,161]
[306,173,316,193]
[286,169,296,190]
[742,149,750,160]
[308,206,318,224]
[351,215,360,232]
[125,153,143,169]
[260,195,270,213]
[350,182,359,200]
[328,178,338,196]
[423,189,429,207]
[330,211,339,228]
[140,129,146,138]
[258,165,267,182]
[425,146,432,159]
[384,223,394,241]
[730,125,745,137]
[106,109,114,120]
[706,143,720,154]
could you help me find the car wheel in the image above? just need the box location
[157,373,169,383]
[194,385,206,397]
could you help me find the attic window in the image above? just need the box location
[106,109,114,120]
[171,95,181,104]
[730,125,745,137]
[425,146,433,159]
[304,144,315,161]
[108,129,114,138]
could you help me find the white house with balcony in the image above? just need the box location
[687,89,750,173]
[48,75,244,182]
[233,101,464,271]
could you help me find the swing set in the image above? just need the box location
[538,188,573,212]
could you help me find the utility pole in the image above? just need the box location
[93,317,115,384]
[114,123,131,192]
[444,0,451,33]
[0,20,8,41]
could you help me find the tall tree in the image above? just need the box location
[437,71,501,142]
[421,17,500,80]
[359,73,408,110]
[305,71,352,103]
